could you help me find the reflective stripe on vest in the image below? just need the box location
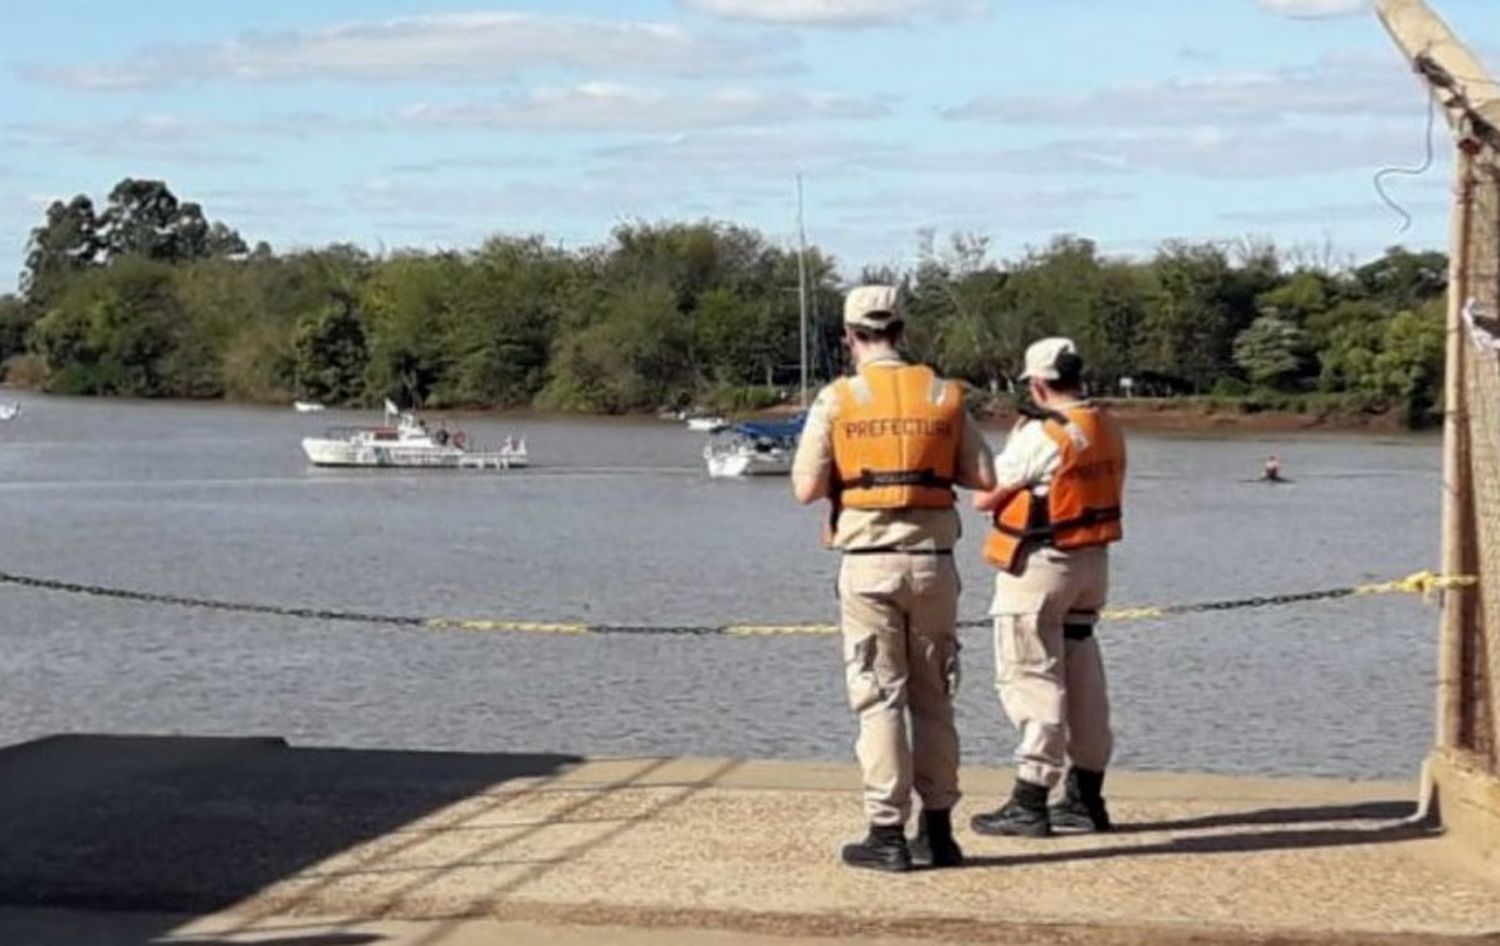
[983,404,1125,574]
[831,364,963,510]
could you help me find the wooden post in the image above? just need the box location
[1440,143,1475,749]
[1377,0,1498,753]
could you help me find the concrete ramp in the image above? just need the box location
[1,737,1496,945]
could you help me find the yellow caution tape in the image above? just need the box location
[1351,570,1478,600]
[1099,606,1168,622]
[425,618,592,635]
[724,623,840,637]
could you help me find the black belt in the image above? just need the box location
[842,547,953,556]
[840,469,953,491]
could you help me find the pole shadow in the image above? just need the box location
[0,733,583,946]
[1106,800,1418,834]
[965,812,1433,870]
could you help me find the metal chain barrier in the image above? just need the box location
[0,568,1476,637]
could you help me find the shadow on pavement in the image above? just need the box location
[968,804,1433,870]
[1109,800,1419,834]
[0,733,582,945]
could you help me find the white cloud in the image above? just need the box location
[399,84,887,133]
[591,129,1129,182]
[388,155,557,175]
[594,129,884,175]
[826,184,1129,228]
[946,53,1417,126]
[603,118,1445,184]
[7,117,267,166]
[195,187,343,221]
[5,112,382,168]
[1062,124,1446,179]
[1219,198,1445,225]
[1257,0,1369,18]
[348,176,752,227]
[1178,46,1222,64]
[22,12,786,90]
[678,0,983,27]
[591,121,1420,183]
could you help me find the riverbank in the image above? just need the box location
[2,735,1494,945]
[992,397,1415,434]
[1,382,1423,434]
[763,394,1417,434]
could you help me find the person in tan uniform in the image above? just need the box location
[970,337,1125,838]
[792,284,994,872]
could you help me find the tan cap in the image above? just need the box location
[843,284,902,331]
[1019,337,1079,381]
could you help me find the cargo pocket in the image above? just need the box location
[843,632,881,713]
[995,612,1051,688]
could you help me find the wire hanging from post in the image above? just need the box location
[1373,94,1439,232]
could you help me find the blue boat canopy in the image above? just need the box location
[732,413,806,441]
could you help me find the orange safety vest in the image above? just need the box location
[830,363,963,510]
[983,403,1125,574]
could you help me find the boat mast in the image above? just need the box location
[796,175,810,409]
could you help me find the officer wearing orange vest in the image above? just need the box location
[792,284,994,872]
[969,337,1125,838]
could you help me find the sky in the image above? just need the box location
[0,0,1493,289]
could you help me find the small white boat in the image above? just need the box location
[704,418,803,478]
[685,414,729,434]
[293,401,326,413]
[0,402,19,422]
[301,409,528,470]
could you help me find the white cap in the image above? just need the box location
[1020,337,1079,381]
[843,284,902,331]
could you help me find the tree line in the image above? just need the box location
[0,178,1449,425]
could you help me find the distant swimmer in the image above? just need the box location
[1261,454,1283,483]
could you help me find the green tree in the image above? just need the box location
[1318,303,1443,423]
[437,236,570,407]
[908,232,1010,390]
[31,257,186,396]
[541,280,690,413]
[694,286,763,385]
[98,179,244,263]
[1372,305,1445,423]
[1233,315,1309,389]
[293,293,368,403]
[0,294,32,364]
[1255,270,1329,324]
[361,251,461,407]
[22,196,101,307]
[1141,242,1238,392]
[1354,246,1446,310]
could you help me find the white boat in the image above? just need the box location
[293,401,326,413]
[685,415,728,433]
[0,402,18,422]
[704,418,803,478]
[301,409,528,470]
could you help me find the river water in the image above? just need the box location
[0,393,1442,779]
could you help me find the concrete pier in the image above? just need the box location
[1,735,1497,945]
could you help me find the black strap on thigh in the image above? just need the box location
[1064,623,1095,641]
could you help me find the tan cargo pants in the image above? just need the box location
[838,552,962,827]
[991,546,1112,788]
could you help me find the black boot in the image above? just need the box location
[909,808,965,868]
[970,779,1052,837]
[841,824,912,873]
[1048,768,1112,833]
